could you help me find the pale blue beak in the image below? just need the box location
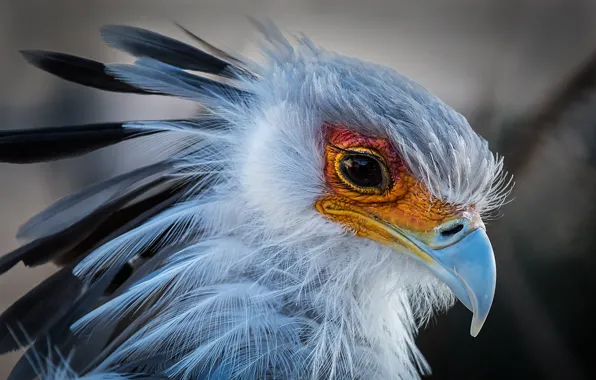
[423,228,496,337]
[319,198,498,336]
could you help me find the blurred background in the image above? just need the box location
[1,0,595,378]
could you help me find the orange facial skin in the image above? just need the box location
[315,123,474,254]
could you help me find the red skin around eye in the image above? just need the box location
[319,122,467,233]
[323,122,406,185]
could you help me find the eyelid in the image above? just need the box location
[333,147,392,194]
[329,144,389,166]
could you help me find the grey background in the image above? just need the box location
[2,0,596,378]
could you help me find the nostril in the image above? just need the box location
[440,223,464,237]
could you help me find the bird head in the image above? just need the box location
[315,124,495,337]
[236,31,511,336]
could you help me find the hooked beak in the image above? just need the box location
[385,222,496,337]
[316,200,496,336]
[414,228,496,336]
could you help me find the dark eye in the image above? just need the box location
[339,154,386,189]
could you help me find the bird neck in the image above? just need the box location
[183,190,432,378]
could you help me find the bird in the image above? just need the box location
[0,20,512,380]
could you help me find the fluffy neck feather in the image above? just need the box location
[71,169,453,379]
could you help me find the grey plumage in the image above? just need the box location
[19,50,155,95]
[100,25,232,76]
[0,21,510,380]
[0,268,83,354]
[17,160,176,241]
[0,121,161,164]
[106,58,251,104]
[0,165,176,274]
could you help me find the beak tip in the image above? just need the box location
[469,324,481,338]
[469,315,487,337]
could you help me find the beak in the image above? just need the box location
[372,216,496,336]
[315,199,496,336]
[416,228,496,337]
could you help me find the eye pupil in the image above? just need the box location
[340,154,384,188]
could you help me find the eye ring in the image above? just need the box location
[335,148,391,194]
